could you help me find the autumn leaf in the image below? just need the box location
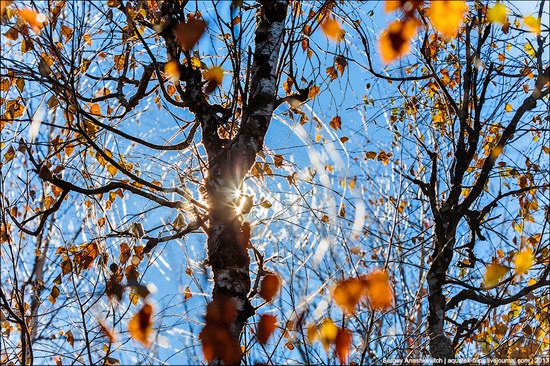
[487,3,508,25]
[514,248,534,275]
[259,272,281,302]
[428,1,467,38]
[483,263,508,288]
[505,104,513,112]
[363,270,394,310]
[184,286,192,301]
[329,115,342,130]
[173,19,207,51]
[321,18,345,42]
[335,328,352,365]
[164,61,180,82]
[200,297,241,365]
[98,320,116,343]
[317,318,338,350]
[18,9,46,33]
[204,66,224,93]
[128,303,154,347]
[61,25,74,42]
[333,278,365,314]
[65,330,74,347]
[379,19,418,63]
[4,146,16,163]
[273,154,284,168]
[48,285,60,304]
[523,16,541,36]
[257,314,277,344]
[308,85,320,100]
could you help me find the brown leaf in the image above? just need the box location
[257,314,277,344]
[128,303,154,347]
[173,19,207,51]
[335,328,352,365]
[329,116,342,130]
[259,272,281,302]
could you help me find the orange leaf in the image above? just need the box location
[18,9,46,33]
[329,115,342,130]
[429,1,467,37]
[379,19,418,63]
[333,278,365,314]
[259,272,281,302]
[257,314,277,344]
[335,328,352,365]
[363,270,394,310]
[173,19,206,51]
[128,303,153,347]
[321,18,345,42]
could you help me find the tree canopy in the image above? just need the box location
[1,1,549,365]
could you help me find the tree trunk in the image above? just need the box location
[202,1,289,364]
[427,234,455,359]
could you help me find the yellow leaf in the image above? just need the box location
[514,248,534,275]
[164,61,180,82]
[487,3,508,25]
[107,164,118,177]
[363,270,393,310]
[307,323,317,344]
[318,318,338,350]
[83,33,92,46]
[429,1,468,38]
[205,66,224,85]
[483,263,508,288]
[505,104,513,112]
[523,16,541,36]
[4,146,15,162]
[321,18,345,42]
[524,43,536,57]
[128,303,153,347]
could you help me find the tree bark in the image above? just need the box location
[427,222,456,359]
[203,1,289,363]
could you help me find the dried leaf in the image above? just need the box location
[128,303,154,347]
[173,19,206,51]
[329,115,342,130]
[259,272,281,302]
[335,328,352,365]
[257,314,277,344]
[379,19,417,63]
